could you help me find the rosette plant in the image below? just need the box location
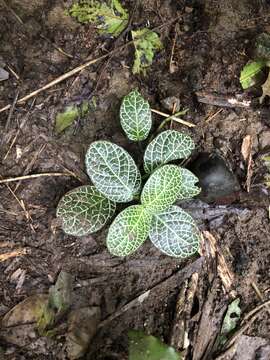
[57,90,201,258]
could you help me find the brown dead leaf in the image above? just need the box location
[2,294,49,327]
[66,307,100,360]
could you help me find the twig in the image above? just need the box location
[0,16,182,114]
[1,0,23,24]
[196,92,252,108]
[151,108,195,128]
[205,109,223,123]
[251,281,270,315]
[4,90,19,132]
[0,248,28,262]
[0,172,78,185]
[98,257,203,329]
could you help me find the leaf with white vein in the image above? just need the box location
[144,130,195,174]
[178,168,201,200]
[141,165,182,214]
[107,205,152,256]
[120,89,152,141]
[85,141,141,202]
[149,205,200,257]
[57,186,116,236]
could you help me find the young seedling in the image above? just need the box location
[57,89,201,258]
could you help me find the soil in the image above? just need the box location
[0,0,270,359]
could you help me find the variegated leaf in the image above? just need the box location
[57,186,116,236]
[141,165,182,214]
[120,89,152,141]
[178,168,201,200]
[107,205,152,256]
[85,141,141,203]
[144,130,195,174]
[149,205,200,258]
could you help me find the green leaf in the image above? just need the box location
[107,205,152,256]
[56,185,116,236]
[86,141,141,203]
[149,205,201,258]
[144,130,195,174]
[141,165,182,214]
[178,168,200,200]
[68,0,129,37]
[120,89,152,141]
[129,330,182,360]
[132,29,163,75]
[37,271,73,335]
[55,101,89,134]
[219,298,241,345]
[240,61,266,89]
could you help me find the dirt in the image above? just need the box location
[0,0,270,359]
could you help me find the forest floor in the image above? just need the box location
[0,0,270,359]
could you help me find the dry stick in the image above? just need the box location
[0,16,181,114]
[0,172,77,185]
[151,108,195,128]
[4,90,19,132]
[98,257,203,329]
[0,249,27,263]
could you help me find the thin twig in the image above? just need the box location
[0,172,77,185]
[4,90,19,132]
[151,108,195,128]
[0,249,28,262]
[0,16,181,114]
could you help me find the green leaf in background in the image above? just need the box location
[149,205,200,258]
[132,29,163,75]
[129,330,182,360]
[219,298,241,345]
[107,205,152,256]
[55,101,89,134]
[68,0,129,37]
[178,168,200,200]
[240,60,266,89]
[141,165,182,214]
[120,89,152,141]
[143,130,195,174]
[85,141,141,203]
[56,185,116,236]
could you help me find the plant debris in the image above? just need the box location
[131,29,163,74]
[67,0,129,37]
[55,101,89,134]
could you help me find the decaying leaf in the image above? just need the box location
[55,101,89,133]
[66,307,100,360]
[68,0,129,37]
[219,298,241,345]
[37,271,73,334]
[131,29,163,75]
[2,294,49,327]
[129,330,182,360]
[241,135,252,162]
[240,61,265,89]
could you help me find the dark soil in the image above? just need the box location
[0,0,270,359]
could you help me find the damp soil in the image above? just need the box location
[0,0,270,359]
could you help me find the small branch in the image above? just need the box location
[0,17,182,114]
[196,92,252,108]
[151,108,195,128]
[0,172,78,185]
[0,248,28,262]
